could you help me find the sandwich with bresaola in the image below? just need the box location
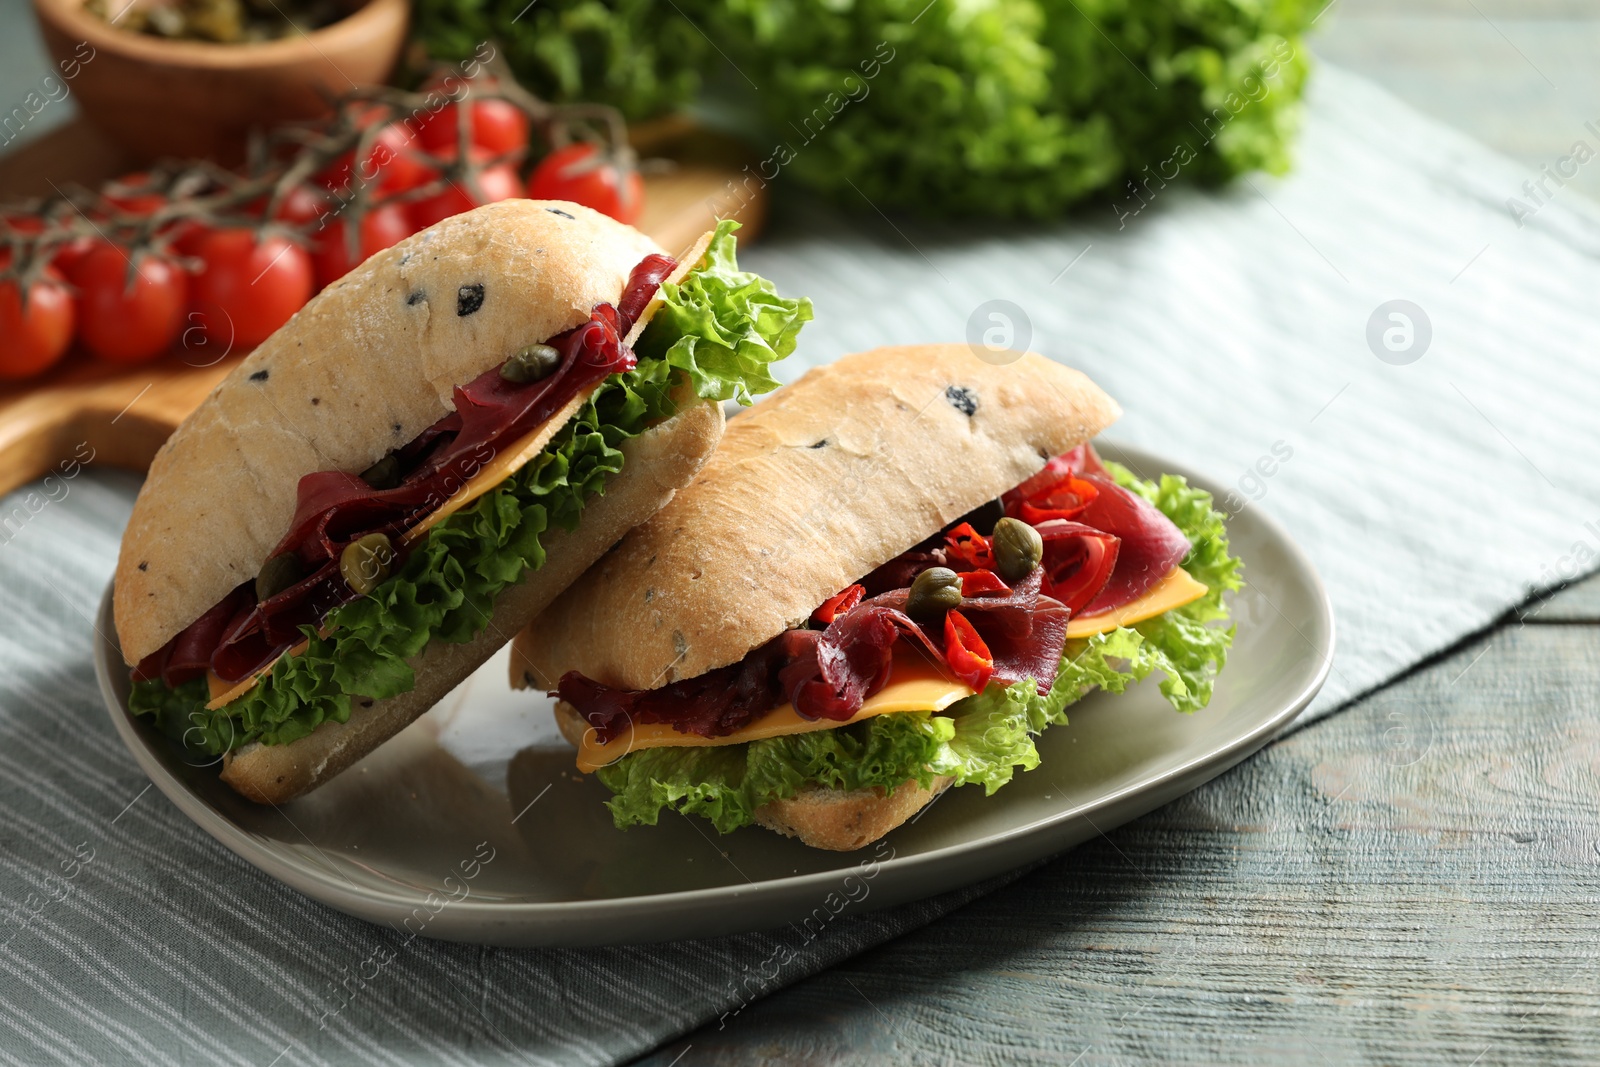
[116,201,811,804]
[512,345,1242,850]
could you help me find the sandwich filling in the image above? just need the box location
[567,448,1242,833]
[129,221,813,755]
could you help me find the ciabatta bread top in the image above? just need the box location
[115,199,662,664]
[519,344,1121,691]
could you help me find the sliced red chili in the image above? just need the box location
[1015,472,1099,525]
[957,570,1010,597]
[944,521,994,572]
[1034,520,1120,615]
[812,584,865,626]
[943,609,994,691]
[1005,451,1101,524]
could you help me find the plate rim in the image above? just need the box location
[95,443,1335,929]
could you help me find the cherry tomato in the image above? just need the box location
[527,143,643,224]
[104,171,166,216]
[189,229,313,348]
[272,184,332,227]
[408,148,522,231]
[170,222,213,261]
[0,264,74,380]
[68,243,189,365]
[311,202,415,288]
[416,98,530,156]
[50,235,101,276]
[321,122,429,196]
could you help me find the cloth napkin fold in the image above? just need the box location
[2,65,1597,1065]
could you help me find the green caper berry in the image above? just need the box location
[500,343,561,384]
[255,553,304,602]
[906,566,964,621]
[359,454,401,490]
[992,516,1044,583]
[340,532,395,596]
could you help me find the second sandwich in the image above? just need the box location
[513,345,1242,850]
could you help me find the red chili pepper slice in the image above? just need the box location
[811,584,865,625]
[1034,520,1120,615]
[943,609,994,691]
[957,570,1010,597]
[944,521,994,571]
[1004,453,1101,525]
[1015,473,1099,525]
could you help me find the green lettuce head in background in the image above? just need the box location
[412,0,1316,219]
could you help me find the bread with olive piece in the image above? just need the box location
[114,200,743,805]
[512,345,1121,851]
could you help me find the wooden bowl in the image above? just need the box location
[31,0,408,165]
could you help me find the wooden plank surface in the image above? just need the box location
[642,611,1600,1065]
[1314,0,1600,202]
[1526,572,1600,623]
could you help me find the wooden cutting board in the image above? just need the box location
[0,117,765,499]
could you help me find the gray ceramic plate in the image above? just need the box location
[94,443,1333,947]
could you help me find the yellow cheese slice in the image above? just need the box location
[205,638,310,709]
[574,566,1210,770]
[1064,567,1208,638]
[575,652,975,773]
[401,419,567,544]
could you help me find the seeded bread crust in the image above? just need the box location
[216,395,723,804]
[115,199,663,665]
[514,345,1121,691]
[752,776,955,851]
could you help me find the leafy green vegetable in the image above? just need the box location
[411,0,707,120]
[410,0,1314,218]
[706,0,1315,218]
[597,462,1243,831]
[129,223,809,754]
[600,713,955,834]
[636,220,813,404]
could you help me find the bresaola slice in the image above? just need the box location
[137,252,676,686]
[1005,445,1191,615]
[1034,520,1120,615]
[1074,474,1191,613]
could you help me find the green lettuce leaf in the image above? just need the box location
[635,220,813,404]
[597,461,1242,831]
[599,713,954,834]
[927,679,1041,794]
[129,227,808,754]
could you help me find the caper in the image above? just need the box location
[255,553,304,601]
[992,516,1044,583]
[500,343,561,384]
[906,566,963,621]
[340,532,395,596]
[360,454,401,490]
